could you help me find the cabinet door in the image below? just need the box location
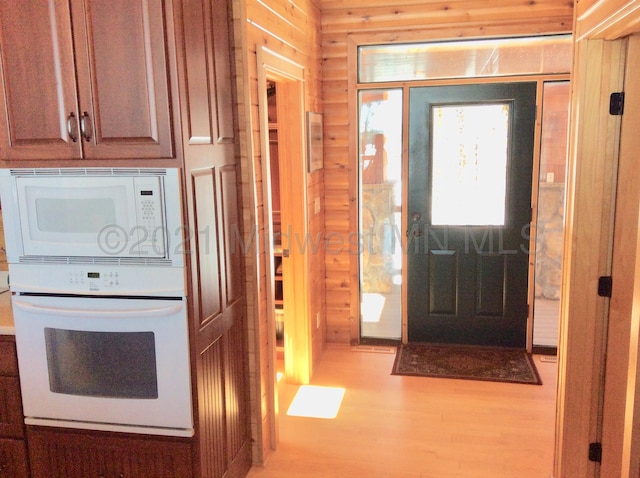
[0,0,81,160]
[0,377,24,439]
[28,427,193,478]
[0,439,29,478]
[70,0,174,160]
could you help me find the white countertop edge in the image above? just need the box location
[0,325,15,335]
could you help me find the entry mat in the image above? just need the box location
[392,343,542,385]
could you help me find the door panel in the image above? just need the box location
[407,82,536,347]
[0,0,80,160]
[72,0,174,159]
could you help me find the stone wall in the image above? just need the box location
[535,182,565,299]
[361,183,396,294]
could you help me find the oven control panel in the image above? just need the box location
[68,270,121,290]
[8,264,185,297]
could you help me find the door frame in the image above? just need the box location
[256,45,312,437]
[351,73,566,347]
[601,33,640,478]
[556,28,640,478]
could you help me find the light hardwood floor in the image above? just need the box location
[248,344,557,478]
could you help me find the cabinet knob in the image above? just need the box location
[80,111,93,142]
[282,249,290,257]
[67,112,78,142]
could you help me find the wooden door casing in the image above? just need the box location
[601,33,640,478]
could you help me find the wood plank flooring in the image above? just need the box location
[248,344,557,478]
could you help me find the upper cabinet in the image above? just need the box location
[0,0,174,161]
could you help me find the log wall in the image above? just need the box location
[319,0,574,343]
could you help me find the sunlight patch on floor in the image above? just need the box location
[286,385,346,419]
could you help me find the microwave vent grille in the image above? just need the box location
[8,168,168,177]
[19,256,173,267]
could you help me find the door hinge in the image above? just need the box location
[609,92,625,115]
[598,276,613,298]
[589,442,602,463]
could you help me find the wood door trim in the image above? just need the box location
[601,33,640,478]
[256,45,311,449]
[555,38,626,478]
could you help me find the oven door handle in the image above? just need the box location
[13,300,184,318]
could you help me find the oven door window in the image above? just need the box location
[44,328,158,399]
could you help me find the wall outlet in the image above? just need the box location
[314,197,321,215]
[316,311,320,329]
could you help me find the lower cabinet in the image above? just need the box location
[27,427,193,478]
[0,337,28,478]
[0,438,29,477]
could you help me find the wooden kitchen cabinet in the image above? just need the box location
[28,427,193,478]
[0,0,174,162]
[0,337,29,478]
[0,377,23,439]
[0,438,29,478]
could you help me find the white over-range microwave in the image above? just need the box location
[0,168,185,295]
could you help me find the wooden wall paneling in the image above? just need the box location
[554,38,626,478]
[321,0,573,34]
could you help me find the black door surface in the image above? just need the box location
[407,82,536,347]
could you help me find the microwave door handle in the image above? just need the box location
[12,300,183,318]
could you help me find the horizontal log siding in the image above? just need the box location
[239,0,324,465]
[320,0,573,343]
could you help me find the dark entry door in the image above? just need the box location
[407,83,536,347]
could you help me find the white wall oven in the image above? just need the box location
[0,168,193,437]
